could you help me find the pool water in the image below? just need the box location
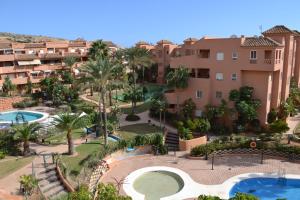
[133,171,184,200]
[230,177,300,200]
[0,111,44,123]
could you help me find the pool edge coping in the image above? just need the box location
[0,110,49,124]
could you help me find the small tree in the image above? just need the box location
[25,80,33,95]
[229,192,259,200]
[96,183,132,200]
[2,76,16,96]
[181,98,196,119]
[198,195,221,200]
[69,185,91,200]
[53,113,89,155]
[269,119,289,134]
[19,175,38,197]
[13,122,42,156]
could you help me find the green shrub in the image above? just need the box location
[13,99,38,108]
[267,108,277,124]
[0,151,5,159]
[198,195,221,200]
[269,120,289,133]
[125,114,140,121]
[229,192,259,200]
[69,185,91,200]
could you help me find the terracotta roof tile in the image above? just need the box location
[136,41,149,45]
[183,37,198,42]
[40,53,62,60]
[157,40,173,45]
[263,25,294,34]
[15,54,39,61]
[0,43,12,49]
[241,37,283,47]
[24,43,46,48]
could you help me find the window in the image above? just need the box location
[198,49,210,58]
[195,110,202,117]
[189,69,196,78]
[196,90,202,99]
[231,73,237,80]
[216,91,222,99]
[197,68,210,78]
[232,52,238,60]
[250,50,257,60]
[216,73,223,80]
[216,52,224,60]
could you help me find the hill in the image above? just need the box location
[0,32,67,43]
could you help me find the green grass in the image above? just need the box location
[121,101,152,115]
[116,123,162,140]
[44,129,85,145]
[0,156,34,179]
[61,141,104,176]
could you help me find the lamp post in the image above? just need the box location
[211,154,214,170]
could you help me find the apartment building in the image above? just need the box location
[139,25,300,124]
[136,40,178,84]
[0,39,118,92]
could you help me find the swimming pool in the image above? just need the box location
[230,177,300,200]
[0,110,48,124]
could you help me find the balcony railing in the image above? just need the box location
[264,59,272,64]
[275,59,281,64]
[249,59,257,64]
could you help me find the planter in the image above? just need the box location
[179,135,207,151]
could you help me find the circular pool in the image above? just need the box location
[133,171,184,200]
[0,110,48,124]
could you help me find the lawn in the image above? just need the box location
[44,128,85,145]
[61,141,104,177]
[0,156,34,179]
[120,101,152,115]
[116,123,162,140]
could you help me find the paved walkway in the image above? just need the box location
[286,113,300,135]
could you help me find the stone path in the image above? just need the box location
[286,113,300,135]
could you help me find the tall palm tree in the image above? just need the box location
[152,98,167,130]
[166,66,189,113]
[123,47,152,114]
[88,40,109,60]
[53,113,88,155]
[87,40,109,96]
[13,122,42,156]
[79,57,117,145]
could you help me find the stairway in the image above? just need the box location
[36,164,68,199]
[165,132,179,151]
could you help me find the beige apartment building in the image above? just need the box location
[0,39,118,92]
[137,25,300,124]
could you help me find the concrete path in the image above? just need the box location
[286,113,300,135]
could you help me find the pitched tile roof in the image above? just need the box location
[40,53,62,60]
[24,43,46,48]
[157,40,173,45]
[0,43,12,49]
[241,37,283,47]
[103,41,118,48]
[15,54,39,61]
[293,30,300,36]
[183,37,198,42]
[263,25,294,34]
[136,41,149,45]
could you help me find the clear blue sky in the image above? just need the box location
[2,0,300,47]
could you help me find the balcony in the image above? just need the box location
[249,59,257,64]
[0,54,15,62]
[264,59,272,64]
[15,54,38,61]
[12,77,29,85]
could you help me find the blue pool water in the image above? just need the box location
[230,177,300,200]
[0,111,44,123]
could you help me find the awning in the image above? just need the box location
[30,71,41,74]
[44,70,52,73]
[18,59,41,66]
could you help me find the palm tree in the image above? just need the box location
[79,57,117,145]
[87,40,110,96]
[166,66,189,113]
[2,76,16,96]
[53,113,88,155]
[123,47,152,114]
[88,40,109,60]
[152,99,167,130]
[13,122,42,156]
